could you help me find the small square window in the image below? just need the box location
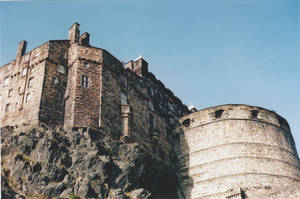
[3,76,9,86]
[150,88,156,96]
[8,89,13,97]
[26,93,31,102]
[22,68,27,76]
[28,78,33,88]
[215,109,224,119]
[5,104,10,113]
[168,102,174,111]
[120,75,127,87]
[81,75,89,87]
[251,110,259,118]
[83,62,89,68]
[148,100,154,110]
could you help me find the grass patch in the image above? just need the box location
[69,193,80,199]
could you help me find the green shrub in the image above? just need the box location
[69,193,80,199]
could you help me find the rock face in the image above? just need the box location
[1,125,178,199]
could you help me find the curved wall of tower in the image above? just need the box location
[176,104,300,199]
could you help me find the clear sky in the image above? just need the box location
[0,0,299,151]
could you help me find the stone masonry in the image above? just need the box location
[175,104,300,199]
[0,23,190,166]
[1,23,300,199]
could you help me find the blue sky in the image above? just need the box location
[0,0,299,151]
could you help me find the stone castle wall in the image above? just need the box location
[64,44,103,130]
[175,104,300,199]
[100,50,190,164]
[39,40,69,126]
[0,23,190,166]
[0,41,49,127]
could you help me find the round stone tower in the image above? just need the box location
[175,104,300,199]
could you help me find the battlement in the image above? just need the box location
[176,104,299,199]
[179,104,290,133]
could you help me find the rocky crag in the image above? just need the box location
[1,124,178,199]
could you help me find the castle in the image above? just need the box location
[1,23,300,199]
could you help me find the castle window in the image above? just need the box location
[83,61,89,68]
[81,75,89,87]
[277,116,285,127]
[22,68,27,76]
[120,75,127,87]
[147,100,154,110]
[215,109,224,119]
[251,110,259,118]
[8,89,13,97]
[168,102,174,111]
[5,104,10,113]
[18,86,21,94]
[28,78,33,88]
[149,88,156,96]
[26,93,31,102]
[3,76,9,86]
[120,92,128,105]
[182,119,190,127]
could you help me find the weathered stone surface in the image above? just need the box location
[1,125,179,199]
[176,104,300,199]
[108,188,127,199]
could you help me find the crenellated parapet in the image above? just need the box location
[176,104,300,199]
[179,104,291,133]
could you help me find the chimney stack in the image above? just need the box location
[79,32,90,46]
[133,55,148,77]
[16,40,27,60]
[69,22,80,44]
